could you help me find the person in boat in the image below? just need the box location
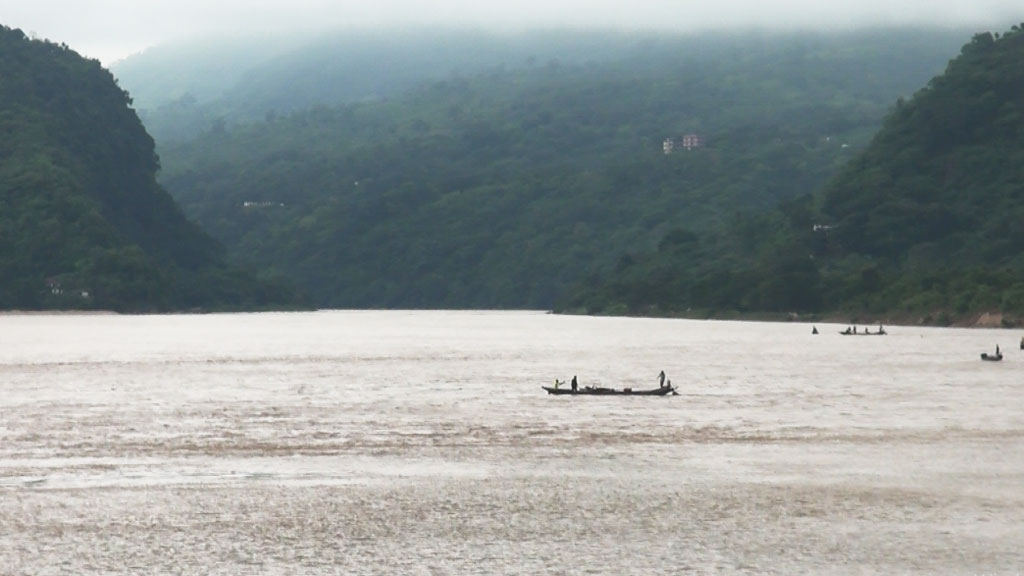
[843,326,852,335]
[878,325,885,335]
[658,370,666,388]
[571,375,578,392]
[812,326,818,334]
[996,344,1000,356]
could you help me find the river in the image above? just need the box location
[1,311,1021,574]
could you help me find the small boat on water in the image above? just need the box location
[839,323,888,336]
[542,384,677,396]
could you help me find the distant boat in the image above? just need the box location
[541,384,676,396]
[981,352,1003,362]
[839,328,886,336]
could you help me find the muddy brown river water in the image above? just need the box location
[1,311,1022,574]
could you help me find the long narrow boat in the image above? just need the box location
[541,385,676,396]
[981,352,1003,361]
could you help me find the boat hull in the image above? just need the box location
[541,385,676,396]
[981,353,1003,361]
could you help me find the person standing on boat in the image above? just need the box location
[658,370,666,388]
[571,375,578,392]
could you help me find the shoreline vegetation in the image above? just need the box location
[0,310,119,316]
[554,307,1022,329]
[0,304,314,316]
[4,307,1017,331]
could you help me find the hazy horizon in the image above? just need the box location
[4,0,1022,64]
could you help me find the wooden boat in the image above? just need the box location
[980,353,1003,361]
[541,384,677,396]
[839,329,886,335]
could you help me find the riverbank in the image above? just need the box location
[5,307,1021,328]
[0,310,118,316]
[556,306,1023,329]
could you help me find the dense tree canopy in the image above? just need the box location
[157,30,965,310]
[0,25,298,311]
[570,25,1024,324]
[816,25,1024,320]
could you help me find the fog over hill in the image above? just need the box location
[111,27,976,145]
[6,0,1023,64]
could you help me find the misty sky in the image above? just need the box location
[4,0,1022,64]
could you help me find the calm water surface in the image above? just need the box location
[1,311,1022,575]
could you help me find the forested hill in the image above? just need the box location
[115,28,970,145]
[156,29,966,309]
[818,26,1024,319]
[565,25,1024,324]
[0,25,297,311]
[822,28,1024,267]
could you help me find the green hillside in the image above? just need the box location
[567,25,1024,324]
[0,25,298,312]
[156,30,965,309]
[819,26,1024,320]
